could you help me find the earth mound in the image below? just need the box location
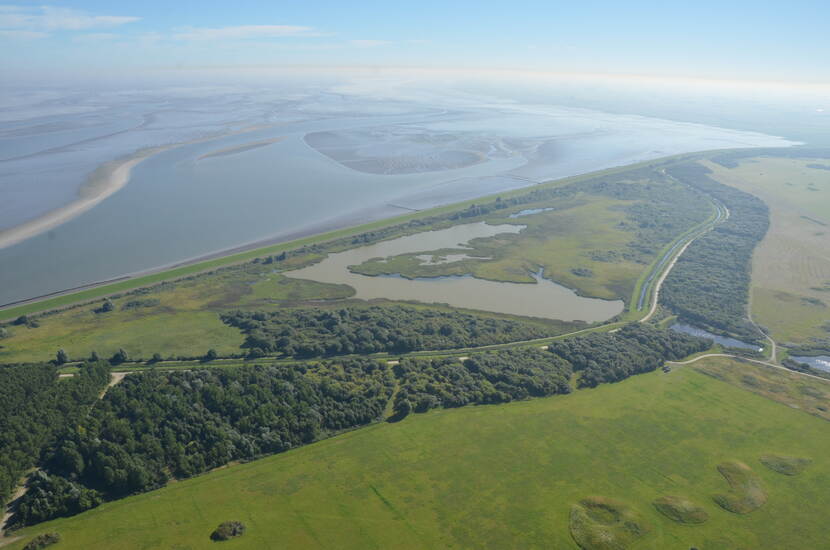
[569,496,649,550]
[652,495,709,524]
[712,461,767,514]
[759,454,812,476]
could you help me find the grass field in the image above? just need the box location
[0,264,353,363]
[705,157,830,350]
[9,360,830,550]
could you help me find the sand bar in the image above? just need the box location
[0,146,165,250]
[0,125,282,251]
[198,137,284,160]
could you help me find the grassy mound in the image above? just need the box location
[569,496,649,550]
[652,495,709,524]
[713,461,767,514]
[760,454,812,476]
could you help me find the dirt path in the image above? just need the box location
[107,371,128,390]
[747,292,777,363]
[640,237,696,323]
[0,481,29,540]
[667,353,828,382]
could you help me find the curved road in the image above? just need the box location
[667,353,827,382]
[636,199,726,312]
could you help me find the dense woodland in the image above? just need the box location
[222,306,565,358]
[9,359,394,528]
[395,324,711,415]
[0,362,110,511]
[392,348,573,417]
[660,162,769,343]
[547,323,711,388]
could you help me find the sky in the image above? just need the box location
[0,1,828,84]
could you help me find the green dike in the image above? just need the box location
[0,149,716,322]
[10,364,830,549]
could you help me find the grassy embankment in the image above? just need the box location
[8,357,830,549]
[705,156,830,351]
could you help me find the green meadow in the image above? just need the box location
[10,360,830,550]
[707,156,830,350]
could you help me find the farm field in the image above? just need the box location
[705,156,830,350]
[9,360,830,550]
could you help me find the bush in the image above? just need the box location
[109,348,128,365]
[95,299,114,314]
[22,532,60,550]
[211,521,246,541]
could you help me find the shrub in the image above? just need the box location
[211,521,246,541]
[22,532,60,550]
[109,348,128,365]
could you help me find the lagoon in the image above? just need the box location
[284,221,624,322]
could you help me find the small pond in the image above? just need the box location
[790,355,830,373]
[670,323,762,351]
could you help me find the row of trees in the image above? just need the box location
[222,306,563,358]
[659,162,769,343]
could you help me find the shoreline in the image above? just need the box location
[0,146,166,251]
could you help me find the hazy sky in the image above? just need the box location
[1,1,828,83]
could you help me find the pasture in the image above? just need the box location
[706,157,830,349]
[8,359,830,549]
